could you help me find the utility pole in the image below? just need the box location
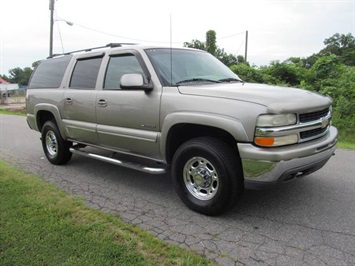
[244,30,248,64]
[49,0,55,57]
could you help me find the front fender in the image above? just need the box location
[160,111,249,160]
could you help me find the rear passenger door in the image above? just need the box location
[96,50,161,159]
[62,53,103,144]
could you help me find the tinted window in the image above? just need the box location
[70,57,102,89]
[104,54,145,90]
[28,56,71,89]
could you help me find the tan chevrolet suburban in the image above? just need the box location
[26,43,338,215]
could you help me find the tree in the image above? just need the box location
[318,33,355,66]
[32,60,41,69]
[184,30,243,67]
[323,33,354,53]
[8,68,24,84]
[230,64,278,84]
[21,67,33,85]
[206,30,217,56]
[183,39,205,50]
[3,60,39,86]
[261,60,305,86]
[9,67,33,86]
[0,74,9,82]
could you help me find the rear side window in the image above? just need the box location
[28,56,71,89]
[70,57,103,89]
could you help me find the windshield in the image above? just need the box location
[145,48,242,86]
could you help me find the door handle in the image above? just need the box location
[65,97,73,105]
[97,99,108,107]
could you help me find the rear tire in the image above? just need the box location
[41,121,72,165]
[172,137,244,216]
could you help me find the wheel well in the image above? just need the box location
[165,124,237,164]
[36,111,56,131]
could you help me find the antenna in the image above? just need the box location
[244,30,248,64]
[170,13,173,86]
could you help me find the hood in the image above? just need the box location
[178,83,332,113]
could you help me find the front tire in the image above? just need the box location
[172,137,244,216]
[41,121,72,165]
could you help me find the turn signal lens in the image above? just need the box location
[255,135,298,147]
[255,137,275,146]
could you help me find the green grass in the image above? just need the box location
[337,141,355,150]
[0,108,26,116]
[0,160,213,266]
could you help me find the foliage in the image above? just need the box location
[261,60,306,86]
[6,67,32,86]
[0,159,213,266]
[230,64,278,84]
[0,60,40,86]
[206,30,218,56]
[183,39,206,50]
[321,33,355,66]
[184,30,242,66]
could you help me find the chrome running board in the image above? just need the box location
[70,147,168,175]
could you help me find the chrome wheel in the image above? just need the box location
[45,130,58,156]
[41,121,72,165]
[183,157,219,200]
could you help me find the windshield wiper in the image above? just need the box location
[176,78,221,85]
[218,78,243,83]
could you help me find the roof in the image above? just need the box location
[0,78,10,84]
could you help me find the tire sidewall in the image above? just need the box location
[41,121,71,165]
[172,138,240,215]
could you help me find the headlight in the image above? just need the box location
[255,113,298,147]
[256,114,297,127]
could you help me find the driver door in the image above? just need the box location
[96,50,161,159]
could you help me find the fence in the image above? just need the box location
[0,90,26,104]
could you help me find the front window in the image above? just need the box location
[145,48,242,86]
[104,54,145,90]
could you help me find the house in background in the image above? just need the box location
[0,78,19,96]
[0,78,20,105]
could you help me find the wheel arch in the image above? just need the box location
[34,104,66,138]
[161,112,249,164]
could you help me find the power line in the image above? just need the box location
[57,17,246,46]
[236,39,245,55]
[219,31,246,40]
[62,19,183,44]
[55,10,65,54]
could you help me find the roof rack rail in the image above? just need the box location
[48,43,138,58]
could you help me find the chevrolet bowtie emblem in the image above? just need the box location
[321,117,329,129]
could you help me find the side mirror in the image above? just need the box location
[120,74,153,92]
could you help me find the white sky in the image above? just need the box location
[0,0,354,75]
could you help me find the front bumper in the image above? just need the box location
[238,126,338,189]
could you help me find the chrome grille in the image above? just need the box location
[300,127,328,140]
[254,106,332,147]
[299,108,329,123]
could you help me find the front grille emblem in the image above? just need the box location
[321,117,329,129]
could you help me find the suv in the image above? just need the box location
[26,43,338,215]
